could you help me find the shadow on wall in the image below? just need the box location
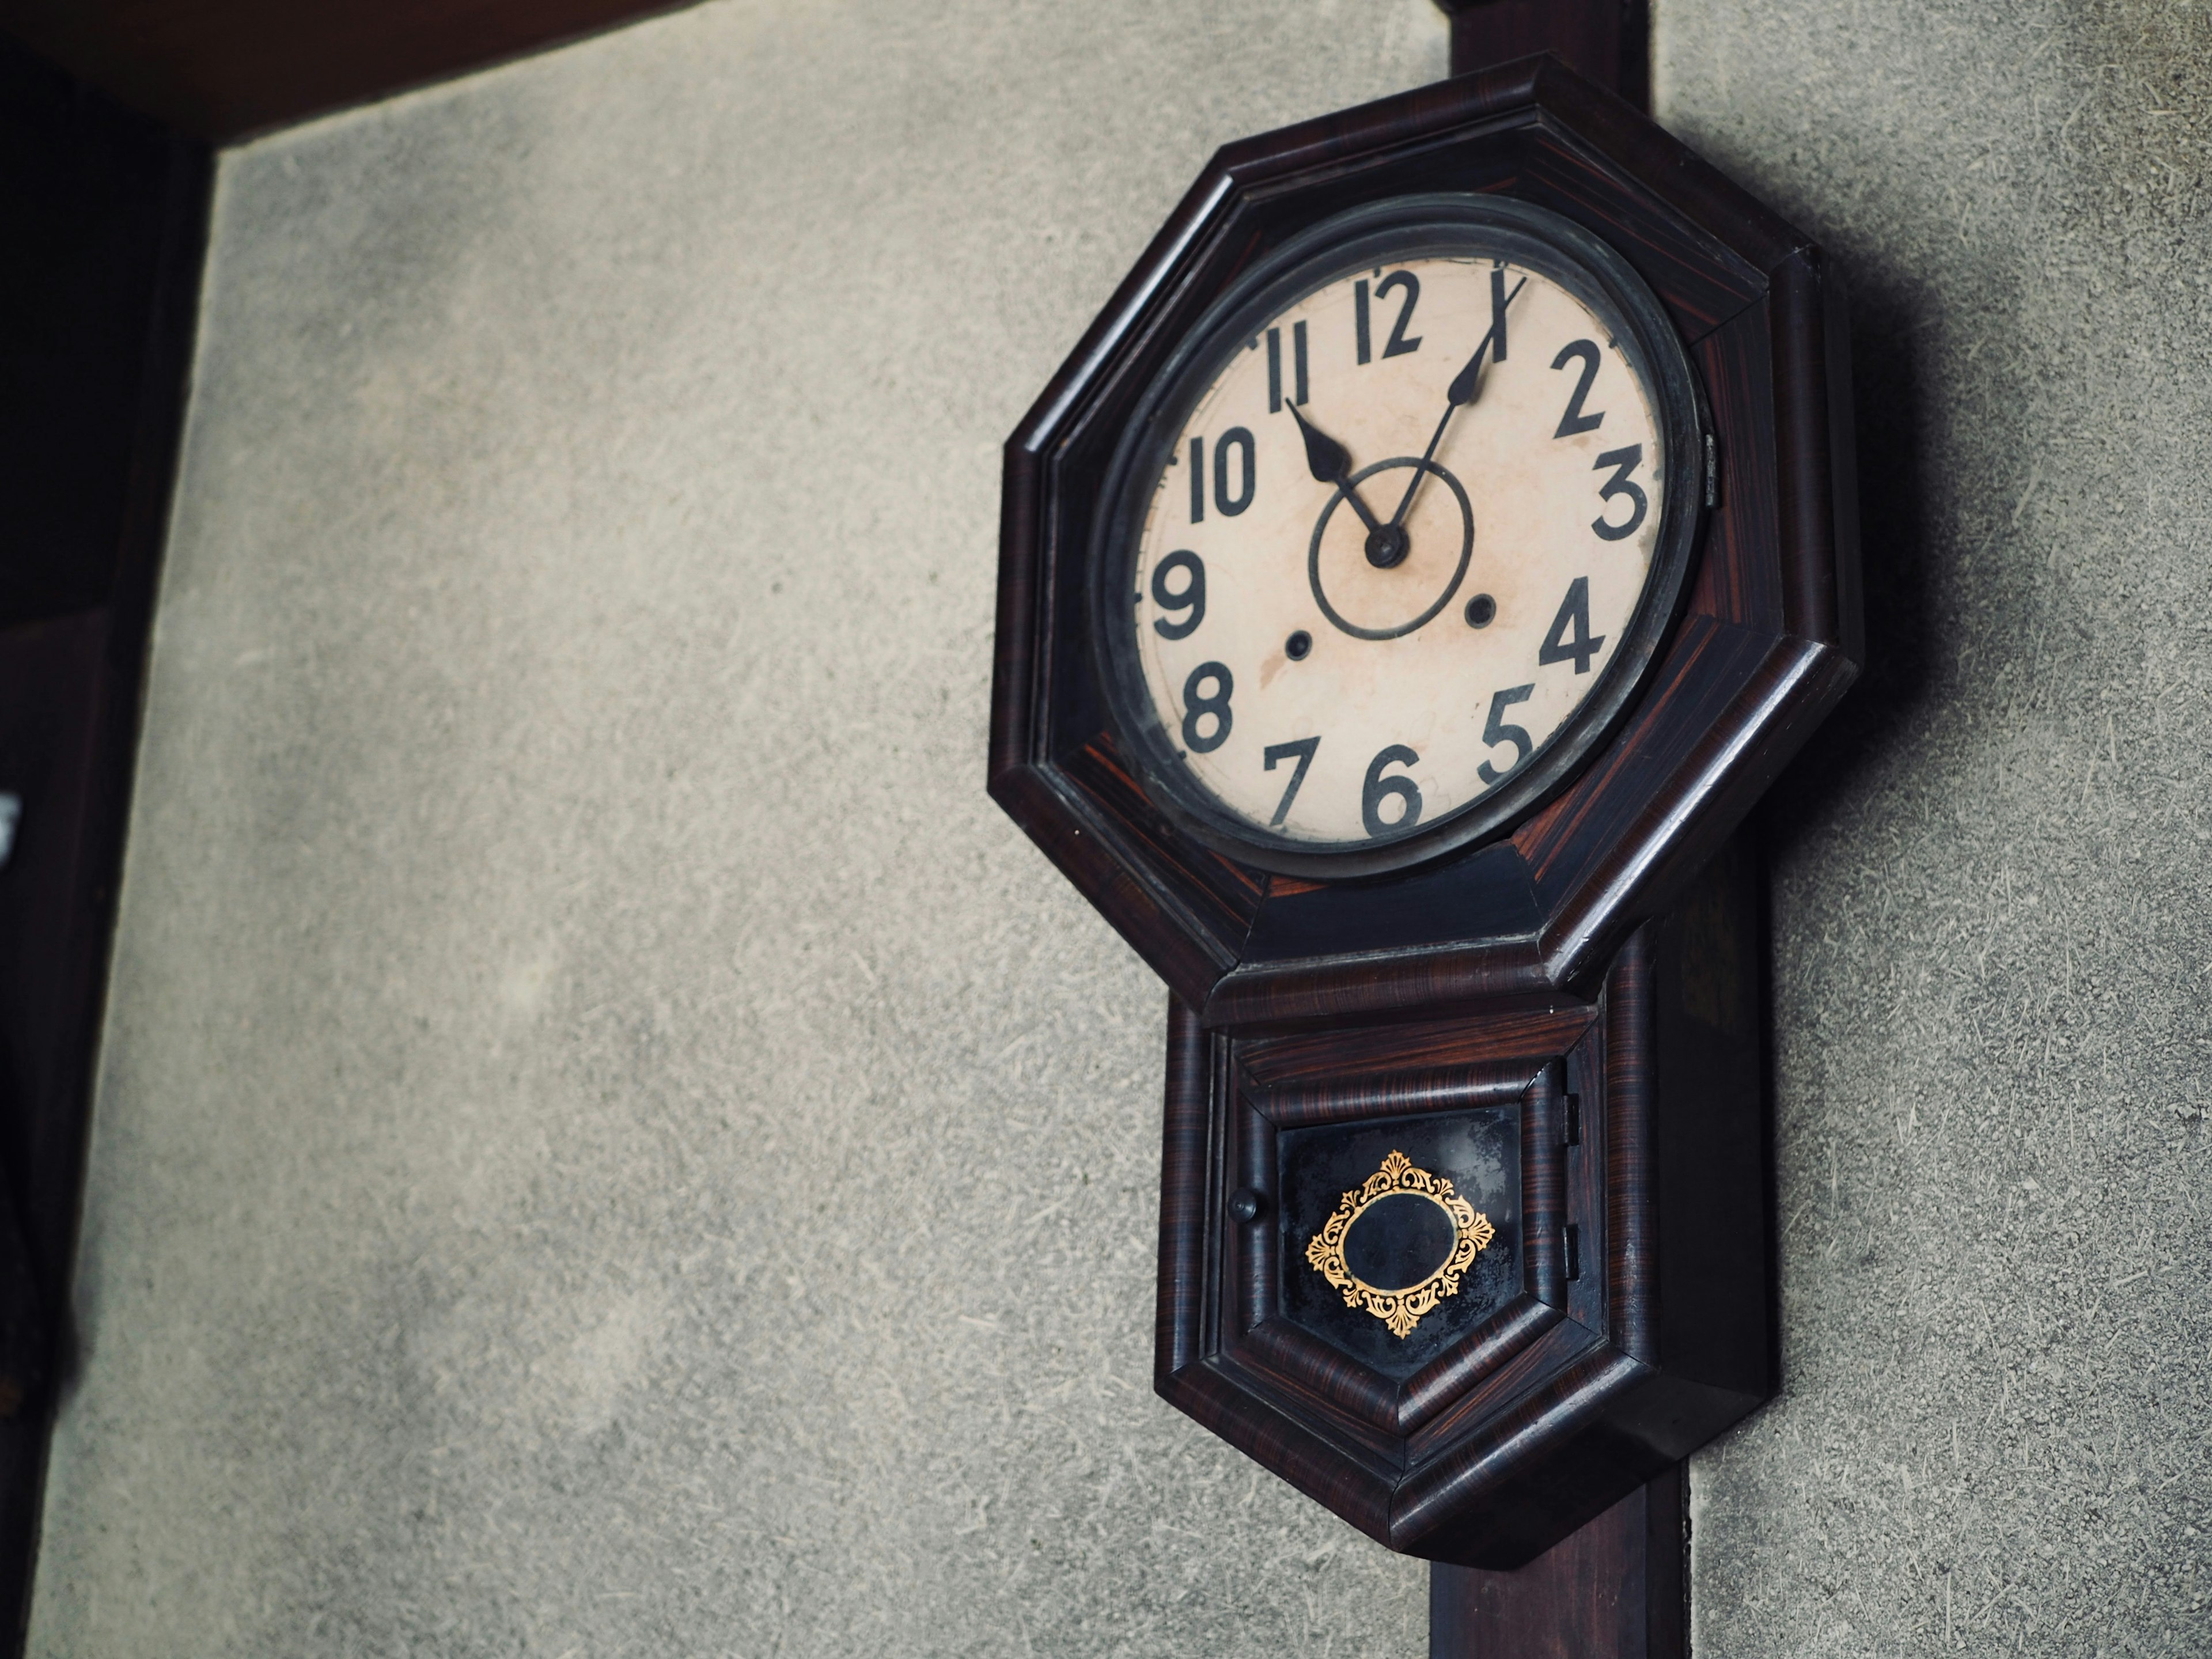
[1744,258,1934,1398]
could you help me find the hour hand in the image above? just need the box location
[1286,402,1382,531]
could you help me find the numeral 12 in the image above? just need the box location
[1355,271,1423,365]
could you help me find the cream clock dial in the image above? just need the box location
[1095,196,1702,876]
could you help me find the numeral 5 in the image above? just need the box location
[1476,685,1536,785]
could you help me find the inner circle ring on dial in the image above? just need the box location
[1307,457,1475,642]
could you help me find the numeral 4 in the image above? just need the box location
[1537,577,1605,675]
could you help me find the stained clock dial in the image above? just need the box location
[1099,201,1698,871]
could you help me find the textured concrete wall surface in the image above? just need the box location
[1658,3,2212,1655]
[28,4,1446,1655]
[33,0,2212,1655]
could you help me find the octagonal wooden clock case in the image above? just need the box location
[988,57,1860,1569]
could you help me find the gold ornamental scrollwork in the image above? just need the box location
[1303,1150,1495,1339]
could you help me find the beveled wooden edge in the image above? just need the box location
[1237,1000,1597,1089]
[1247,1060,1541,1129]
[1400,1298,1566,1435]
[1599,931,1657,1363]
[1203,939,1552,1034]
[1536,633,1855,988]
[1771,249,1850,647]
[1400,1308,1607,1461]
[1391,1345,1648,1550]
[1229,1317,1422,1440]
[1155,995,1220,1380]
[1227,1298,1560,1442]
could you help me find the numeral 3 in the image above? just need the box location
[1590,445,1648,541]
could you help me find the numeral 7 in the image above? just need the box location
[1263,737,1319,827]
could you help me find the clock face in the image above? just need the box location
[1094,197,1702,875]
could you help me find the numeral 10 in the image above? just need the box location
[1187,429,1255,524]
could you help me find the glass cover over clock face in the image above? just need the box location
[1095,196,1701,874]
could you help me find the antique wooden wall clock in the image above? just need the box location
[989,41,1859,1657]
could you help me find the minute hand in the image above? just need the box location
[1386,274,1527,528]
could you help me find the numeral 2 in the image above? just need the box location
[1551,340,1604,438]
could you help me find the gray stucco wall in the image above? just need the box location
[27,2,2212,1656]
[1659,5,2212,1654]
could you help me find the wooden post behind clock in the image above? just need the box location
[1430,12,1694,1656]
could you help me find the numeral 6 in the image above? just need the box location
[1361,745,1423,837]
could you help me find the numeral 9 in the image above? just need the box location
[1150,550,1206,639]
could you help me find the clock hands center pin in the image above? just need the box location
[1286,402,1410,569]
[1385,273,1528,532]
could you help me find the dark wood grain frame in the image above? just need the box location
[990,53,1857,1572]
[989,55,1859,1032]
